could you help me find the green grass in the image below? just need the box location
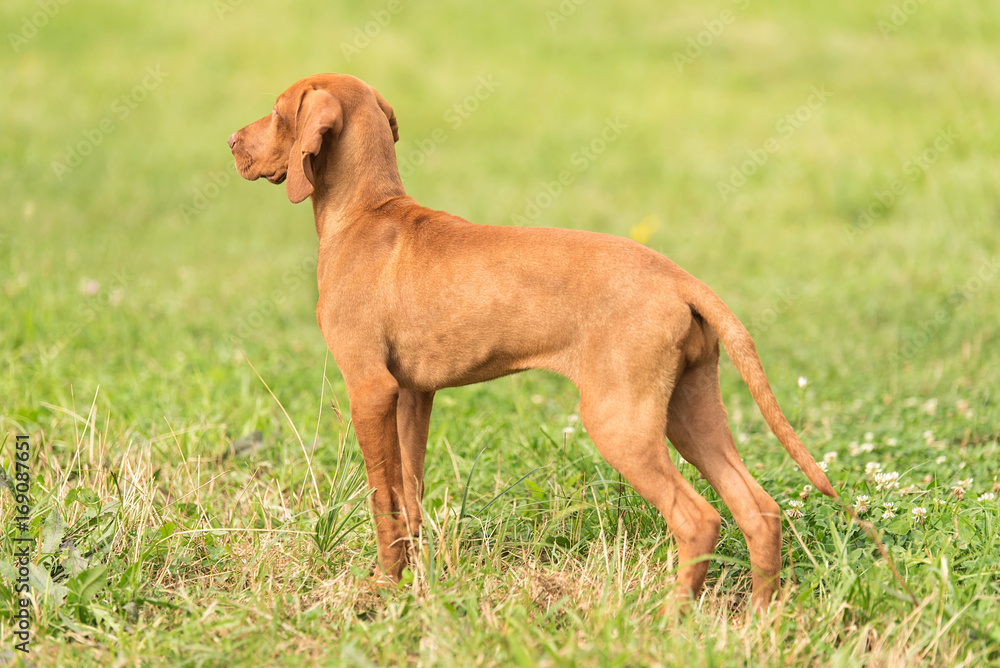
[2,0,999,665]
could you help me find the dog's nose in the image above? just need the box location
[227,133,237,149]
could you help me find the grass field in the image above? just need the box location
[2,0,999,665]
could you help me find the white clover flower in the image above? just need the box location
[979,493,996,502]
[922,430,935,444]
[886,437,898,447]
[849,441,860,456]
[860,442,875,453]
[800,485,813,501]
[864,431,874,442]
[922,398,938,415]
[854,495,870,514]
[865,462,882,476]
[823,451,838,465]
[787,499,804,519]
[881,502,896,519]
[935,456,947,465]
[562,426,575,437]
[798,376,808,389]
[816,460,828,472]
[567,413,579,424]
[911,506,927,521]
[873,471,900,492]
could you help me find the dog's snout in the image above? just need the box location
[227,132,237,149]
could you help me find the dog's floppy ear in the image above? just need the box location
[371,87,399,143]
[287,88,344,204]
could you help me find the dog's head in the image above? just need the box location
[228,73,399,204]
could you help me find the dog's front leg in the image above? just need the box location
[347,372,408,582]
[397,389,435,540]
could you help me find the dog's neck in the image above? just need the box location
[309,108,407,240]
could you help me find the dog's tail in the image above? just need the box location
[680,274,838,499]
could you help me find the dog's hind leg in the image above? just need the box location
[579,384,722,606]
[666,358,783,612]
[397,389,435,538]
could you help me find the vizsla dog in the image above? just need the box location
[228,73,836,611]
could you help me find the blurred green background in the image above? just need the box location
[4,0,997,425]
[1,0,999,664]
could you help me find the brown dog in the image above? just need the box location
[228,73,836,610]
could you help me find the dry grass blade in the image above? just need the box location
[232,339,322,511]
